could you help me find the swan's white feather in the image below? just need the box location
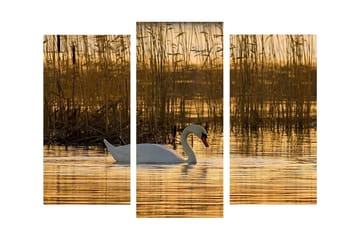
[104,139,130,164]
[136,144,185,164]
[104,124,208,164]
[104,142,185,164]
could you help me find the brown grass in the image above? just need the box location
[43,35,130,146]
[136,22,223,144]
[230,34,317,132]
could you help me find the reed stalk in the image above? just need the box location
[43,35,130,146]
[230,34,316,132]
[136,22,223,144]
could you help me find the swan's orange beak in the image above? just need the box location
[201,136,209,148]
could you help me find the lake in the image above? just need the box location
[136,131,223,217]
[43,130,223,215]
[230,128,317,204]
[43,146,130,204]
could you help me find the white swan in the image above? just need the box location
[103,124,209,164]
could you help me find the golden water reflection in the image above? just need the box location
[230,128,316,204]
[43,146,130,204]
[137,132,223,217]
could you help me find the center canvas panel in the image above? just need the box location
[136,22,223,217]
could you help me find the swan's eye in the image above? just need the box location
[201,133,207,138]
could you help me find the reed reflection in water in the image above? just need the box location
[137,131,223,217]
[43,146,130,204]
[230,128,317,204]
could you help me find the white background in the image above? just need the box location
[1,0,359,239]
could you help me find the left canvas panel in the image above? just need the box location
[43,35,130,204]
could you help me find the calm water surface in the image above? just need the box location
[230,128,317,204]
[43,146,130,204]
[137,132,223,217]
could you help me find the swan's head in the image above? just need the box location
[185,125,209,148]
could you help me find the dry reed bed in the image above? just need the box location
[137,22,223,144]
[230,34,316,132]
[43,35,130,146]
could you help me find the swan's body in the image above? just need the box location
[104,125,209,164]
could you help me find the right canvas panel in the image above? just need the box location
[230,35,317,204]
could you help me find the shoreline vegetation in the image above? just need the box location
[43,33,316,146]
[230,34,317,134]
[43,35,130,146]
[137,22,223,144]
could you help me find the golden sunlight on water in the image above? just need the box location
[230,129,316,204]
[43,146,130,204]
[137,132,223,217]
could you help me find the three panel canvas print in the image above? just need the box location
[43,27,317,216]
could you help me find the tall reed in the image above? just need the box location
[230,34,316,133]
[137,22,223,144]
[43,35,130,146]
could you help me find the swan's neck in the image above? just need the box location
[181,128,196,164]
